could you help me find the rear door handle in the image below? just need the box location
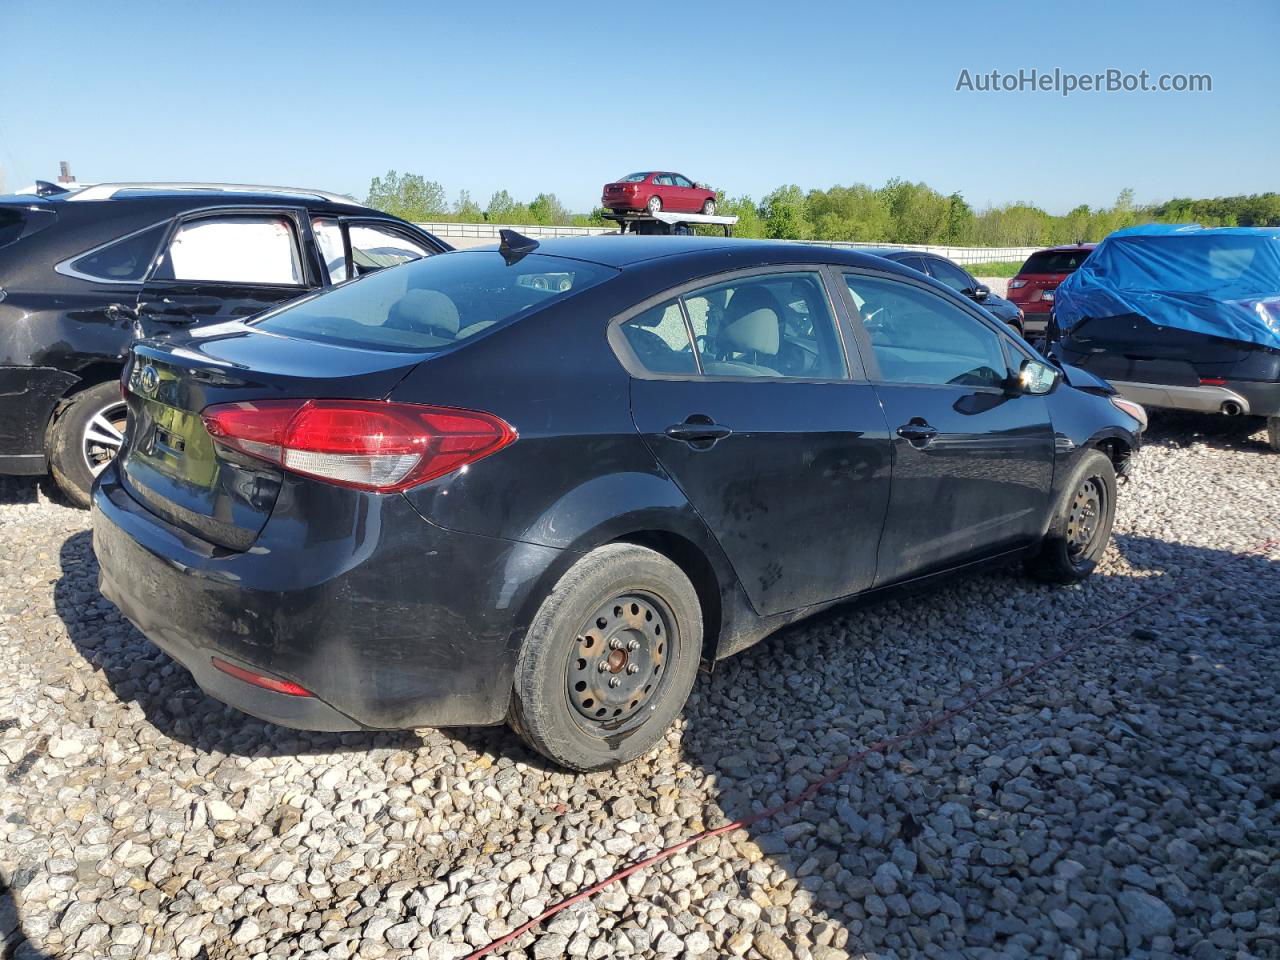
[665,421,732,443]
[896,421,938,447]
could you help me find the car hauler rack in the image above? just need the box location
[603,210,739,237]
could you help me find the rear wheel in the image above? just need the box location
[701,199,717,216]
[509,544,702,770]
[1026,449,1116,584]
[647,195,662,215]
[47,380,128,508]
[1268,416,1280,451]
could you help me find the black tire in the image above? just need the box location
[647,195,662,215]
[46,381,128,509]
[509,544,702,771]
[1268,416,1280,452]
[1026,449,1117,584]
[702,199,716,216]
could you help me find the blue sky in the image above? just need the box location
[1,0,1275,214]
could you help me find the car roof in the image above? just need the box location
[1036,243,1097,253]
[460,235,929,272]
[42,182,370,213]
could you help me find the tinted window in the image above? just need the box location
[68,223,166,281]
[685,272,846,379]
[1020,250,1091,274]
[349,223,432,275]
[153,215,304,285]
[618,300,698,374]
[926,258,974,293]
[312,217,348,284]
[0,209,26,248]
[845,274,1008,388]
[897,256,928,274]
[255,252,615,353]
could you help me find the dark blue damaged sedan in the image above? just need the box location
[92,233,1143,770]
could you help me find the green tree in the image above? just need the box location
[942,192,975,245]
[365,170,446,220]
[528,192,569,225]
[453,190,482,221]
[761,184,810,240]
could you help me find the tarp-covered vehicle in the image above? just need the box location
[1050,224,1280,450]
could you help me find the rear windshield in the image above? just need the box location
[1019,250,1092,274]
[618,173,650,182]
[254,251,616,353]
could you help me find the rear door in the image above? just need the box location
[839,270,1054,585]
[617,267,893,616]
[135,208,318,336]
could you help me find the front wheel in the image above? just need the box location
[1026,449,1116,584]
[509,544,702,771]
[46,380,129,508]
[701,199,717,216]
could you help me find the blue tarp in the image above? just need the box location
[1054,224,1280,350]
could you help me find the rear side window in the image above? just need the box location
[0,206,57,250]
[617,272,847,380]
[66,223,166,282]
[1020,250,1091,274]
[152,215,304,285]
[254,251,615,353]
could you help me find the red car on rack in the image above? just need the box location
[1007,244,1095,331]
[602,172,718,216]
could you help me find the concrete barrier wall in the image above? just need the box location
[418,222,1037,266]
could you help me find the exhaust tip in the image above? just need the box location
[1221,401,1243,416]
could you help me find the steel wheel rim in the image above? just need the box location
[1066,476,1104,559]
[82,400,128,477]
[566,592,674,730]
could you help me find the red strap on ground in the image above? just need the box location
[464,535,1279,959]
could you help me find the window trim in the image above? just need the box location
[54,217,172,285]
[836,267,1015,393]
[608,264,859,384]
[143,205,314,289]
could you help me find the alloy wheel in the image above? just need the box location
[82,400,128,477]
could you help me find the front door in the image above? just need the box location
[618,268,893,616]
[135,209,316,336]
[839,270,1055,585]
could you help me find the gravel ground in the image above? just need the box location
[2,411,1278,960]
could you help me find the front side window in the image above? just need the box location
[926,258,975,293]
[348,223,432,275]
[153,215,303,285]
[672,174,694,188]
[67,223,167,282]
[254,251,615,353]
[845,274,1008,388]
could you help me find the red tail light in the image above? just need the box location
[201,399,516,493]
[1200,377,1227,386]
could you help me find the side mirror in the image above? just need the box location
[970,283,990,302]
[1015,358,1060,396]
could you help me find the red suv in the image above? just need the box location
[602,172,717,216]
[1007,244,1095,333]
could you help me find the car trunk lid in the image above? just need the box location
[120,323,432,550]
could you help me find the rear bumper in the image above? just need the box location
[91,465,565,730]
[1110,379,1280,417]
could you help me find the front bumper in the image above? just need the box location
[1110,379,1280,418]
[91,465,565,730]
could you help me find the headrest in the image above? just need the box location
[391,289,460,335]
[723,307,779,355]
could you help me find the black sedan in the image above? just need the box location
[864,249,1028,335]
[92,234,1144,770]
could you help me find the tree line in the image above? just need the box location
[365,170,1280,247]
